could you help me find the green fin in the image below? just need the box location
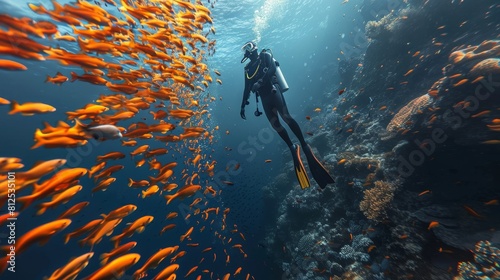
[293,144,310,189]
[303,145,335,189]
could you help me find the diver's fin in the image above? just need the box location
[303,145,335,189]
[293,144,310,189]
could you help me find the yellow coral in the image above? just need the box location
[359,180,397,221]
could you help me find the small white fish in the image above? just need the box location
[85,125,123,140]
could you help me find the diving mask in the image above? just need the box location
[241,41,257,54]
[241,41,257,63]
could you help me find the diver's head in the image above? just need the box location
[241,41,258,63]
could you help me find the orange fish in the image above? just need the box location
[0,97,10,105]
[453,79,468,87]
[141,185,159,198]
[100,241,137,265]
[471,110,491,118]
[110,216,154,247]
[97,152,125,162]
[463,205,483,218]
[0,59,27,70]
[85,253,140,280]
[418,190,431,196]
[160,224,177,235]
[36,185,82,215]
[180,227,194,242]
[151,264,179,280]
[427,221,439,230]
[403,69,414,76]
[128,179,150,188]
[47,252,94,280]
[0,219,71,257]
[45,72,68,85]
[484,199,499,206]
[185,266,199,278]
[9,101,56,115]
[58,201,90,219]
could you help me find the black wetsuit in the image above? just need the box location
[240,50,308,153]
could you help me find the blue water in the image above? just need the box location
[0,0,366,279]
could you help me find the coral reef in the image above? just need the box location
[359,180,397,222]
[383,94,433,139]
[454,241,500,280]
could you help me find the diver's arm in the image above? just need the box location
[240,74,251,119]
[241,80,251,109]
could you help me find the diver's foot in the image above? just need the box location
[303,145,335,189]
[292,144,310,189]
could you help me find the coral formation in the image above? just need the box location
[384,94,433,138]
[365,11,402,42]
[359,180,397,221]
[454,241,500,280]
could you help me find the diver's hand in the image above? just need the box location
[252,79,263,92]
[240,107,246,120]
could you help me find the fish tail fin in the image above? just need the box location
[164,194,175,205]
[77,37,85,53]
[128,178,134,187]
[45,75,51,83]
[70,71,78,82]
[31,138,46,149]
[52,1,64,13]
[34,128,44,140]
[8,100,19,115]
[66,111,77,120]
[180,234,186,242]
[64,233,71,244]
[141,190,146,199]
[99,254,109,266]
[148,176,157,184]
[73,118,87,133]
[28,3,47,14]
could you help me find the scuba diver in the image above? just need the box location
[239,41,335,189]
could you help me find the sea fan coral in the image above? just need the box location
[359,180,397,221]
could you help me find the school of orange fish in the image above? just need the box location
[0,0,252,279]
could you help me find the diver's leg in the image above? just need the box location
[261,92,294,151]
[272,86,335,188]
[272,87,308,148]
[261,92,310,188]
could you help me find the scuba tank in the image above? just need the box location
[273,59,289,93]
[262,49,289,93]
